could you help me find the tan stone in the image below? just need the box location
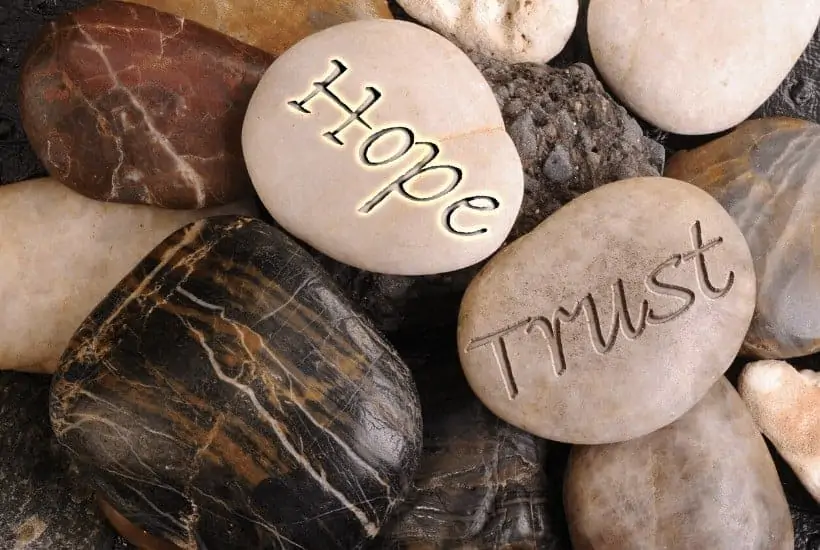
[739,360,820,502]
[243,19,523,275]
[124,0,393,55]
[0,178,255,374]
[458,176,756,444]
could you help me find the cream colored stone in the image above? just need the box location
[0,178,256,374]
[588,0,820,135]
[458,177,756,444]
[739,360,820,502]
[396,0,578,63]
[242,19,523,276]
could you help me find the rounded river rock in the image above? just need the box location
[49,216,423,549]
[458,177,756,444]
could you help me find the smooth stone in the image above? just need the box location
[0,178,254,373]
[666,117,820,359]
[458,176,756,444]
[126,0,393,56]
[243,19,523,275]
[588,0,820,134]
[50,216,423,550]
[396,0,578,64]
[99,498,181,550]
[20,1,273,209]
[564,378,793,550]
[739,360,820,503]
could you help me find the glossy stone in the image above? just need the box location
[0,178,254,373]
[666,117,820,359]
[458,177,756,444]
[50,216,423,550]
[565,378,793,550]
[127,0,393,55]
[20,1,273,209]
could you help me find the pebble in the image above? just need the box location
[50,216,423,550]
[0,178,253,373]
[395,0,578,63]
[19,1,273,209]
[588,0,820,134]
[564,378,793,550]
[243,19,523,275]
[458,177,756,444]
[739,360,820,503]
[666,117,820,359]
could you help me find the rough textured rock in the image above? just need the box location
[50,216,423,550]
[20,1,273,208]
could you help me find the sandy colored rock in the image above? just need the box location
[396,0,578,63]
[565,378,793,550]
[739,360,820,503]
[588,0,820,134]
[458,176,756,444]
[243,19,523,275]
[0,178,255,373]
[127,0,392,55]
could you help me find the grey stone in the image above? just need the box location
[543,145,574,183]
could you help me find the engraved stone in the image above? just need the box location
[242,19,524,275]
[739,360,820,503]
[458,177,756,444]
[666,117,820,359]
[0,178,254,374]
[50,216,423,550]
[19,1,273,209]
[587,0,820,134]
[564,378,793,550]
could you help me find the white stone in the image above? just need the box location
[242,19,524,276]
[0,178,256,374]
[588,0,820,135]
[396,0,579,64]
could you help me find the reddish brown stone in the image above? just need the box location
[19,1,273,209]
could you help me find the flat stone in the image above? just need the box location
[20,1,273,209]
[458,176,756,444]
[739,360,820,503]
[50,216,423,550]
[243,19,523,275]
[666,117,820,359]
[126,0,393,56]
[588,0,820,134]
[564,378,793,550]
[396,0,578,64]
[0,178,253,374]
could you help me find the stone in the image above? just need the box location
[243,19,524,275]
[395,0,578,64]
[0,178,254,374]
[564,378,793,550]
[19,1,273,209]
[126,0,393,56]
[666,117,820,359]
[587,0,820,134]
[739,360,820,503]
[50,216,423,550]
[100,499,181,550]
[458,176,756,444]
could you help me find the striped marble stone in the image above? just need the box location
[50,216,423,550]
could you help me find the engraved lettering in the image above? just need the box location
[360,127,414,166]
[681,220,735,299]
[443,196,501,236]
[466,321,528,399]
[645,254,696,325]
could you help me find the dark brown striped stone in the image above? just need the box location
[50,216,423,550]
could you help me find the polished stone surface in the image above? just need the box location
[565,378,793,550]
[666,117,820,359]
[459,177,756,444]
[50,216,423,549]
[20,1,273,209]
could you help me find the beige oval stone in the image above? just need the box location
[0,178,256,374]
[588,0,820,134]
[564,378,793,550]
[739,360,820,502]
[242,19,523,276]
[457,177,756,444]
